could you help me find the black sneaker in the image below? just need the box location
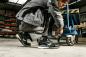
[38,42,59,49]
[37,36,59,49]
[16,33,31,47]
[37,36,47,45]
[23,41,31,47]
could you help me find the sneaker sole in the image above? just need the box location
[38,46,49,49]
[16,34,27,46]
[16,34,24,44]
[38,46,59,49]
[16,34,31,47]
[16,34,21,40]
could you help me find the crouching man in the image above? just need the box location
[16,0,67,48]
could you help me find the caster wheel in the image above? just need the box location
[66,35,75,46]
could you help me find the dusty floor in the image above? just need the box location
[0,38,86,57]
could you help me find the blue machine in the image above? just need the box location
[60,2,78,46]
[63,14,78,35]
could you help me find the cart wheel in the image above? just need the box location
[66,35,75,46]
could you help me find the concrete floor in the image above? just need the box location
[0,38,86,57]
